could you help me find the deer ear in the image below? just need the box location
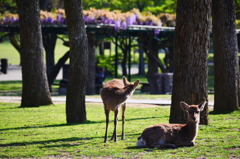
[134,80,140,88]
[198,101,207,111]
[180,101,190,111]
[122,76,129,85]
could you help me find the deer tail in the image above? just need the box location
[136,136,146,147]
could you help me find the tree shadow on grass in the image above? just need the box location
[209,110,237,115]
[0,137,93,147]
[124,116,167,122]
[0,120,104,131]
[0,104,55,109]
[0,116,164,132]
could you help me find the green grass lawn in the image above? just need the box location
[0,102,239,158]
[0,40,21,65]
[0,39,69,65]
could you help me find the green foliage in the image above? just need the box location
[97,54,115,75]
[144,0,177,14]
[82,0,176,13]
[82,0,122,11]
[0,0,17,13]
[0,0,177,14]
[235,0,240,19]
[0,102,239,158]
[236,19,240,28]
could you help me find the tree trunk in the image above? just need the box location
[48,51,70,87]
[121,50,128,76]
[17,0,53,107]
[43,33,57,77]
[119,38,128,76]
[86,32,96,95]
[170,0,210,125]
[39,0,51,11]
[140,33,167,77]
[43,34,57,91]
[138,39,145,75]
[212,0,239,111]
[64,0,88,123]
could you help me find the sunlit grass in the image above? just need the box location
[0,39,69,65]
[0,102,239,158]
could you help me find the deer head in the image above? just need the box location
[180,101,207,123]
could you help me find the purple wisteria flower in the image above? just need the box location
[114,20,121,31]
[56,14,65,24]
[121,21,127,30]
[4,17,18,24]
[0,9,167,32]
[126,14,137,25]
[46,17,54,24]
[154,28,161,35]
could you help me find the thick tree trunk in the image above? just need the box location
[212,0,239,111]
[64,0,88,123]
[170,0,210,125]
[17,0,53,107]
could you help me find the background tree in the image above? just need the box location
[81,0,176,13]
[86,32,103,95]
[170,0,210,124]
[64,0,88,123]
[17,0,53,107]
[212,0,239,111]
[0,0,17,13]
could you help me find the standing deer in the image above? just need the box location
[101,76,139,143]
[137,101,207,148]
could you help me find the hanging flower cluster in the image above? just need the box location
[0,8,163,33]
[0,12,19,24]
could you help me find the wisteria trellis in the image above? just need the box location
[0,8,164,34]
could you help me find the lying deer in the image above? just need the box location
[136,101,207,148]
[100,76,139,143]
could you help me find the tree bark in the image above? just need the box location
[64,0,88,123]
[86,32,96,95]
[43,33,57,77]
[212,0,239,111]
[138,39,145,75]
[170,0,210,125]
[17,0,53,107]
[48,51,70,87]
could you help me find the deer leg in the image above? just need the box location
[111,109,119,142]
[121,103,126,140]
[104,108,110,143]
